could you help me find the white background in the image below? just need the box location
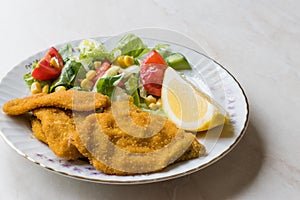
[0,0,299,199]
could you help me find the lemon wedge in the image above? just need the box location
[161,67,228,131]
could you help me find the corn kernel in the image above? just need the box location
[80,79,94,90]
[94,61,102,69]
[42,85,49,94]
[117,56,125,67]
[156,98,162,106]
[124,55,134,67]
[86,70,96,81]
[145,95,156,106]
[149,103,160,110]
[55,86,66,92]
[50,57,59,68]
[31,82,42,94]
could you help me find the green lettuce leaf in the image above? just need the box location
[50,60,86,92]
[23,72,51,89]
[124,73,140,106]
[23,72,35,87]
[59,44,73,63]
[152,43,169,51]
[113,34,149,58]
[77,39,113,62]
[96,74,123,97]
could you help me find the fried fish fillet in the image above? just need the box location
[73,101,206,175]
[31,117,47,144]
[2,90,110,115]
[31,105,205,175]
[4,90,205,174]
[32,108,83,160]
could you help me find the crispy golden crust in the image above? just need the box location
[3,92,205,175]
[74,106,206,175]
[176,139,206,162]
[2,90,110,115]
[31,117,47,144]
[33,108,83,160]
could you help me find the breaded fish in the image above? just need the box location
[2,90,110,115]
[3,91,205,175]
[31,117,47,144]
[33,108,83,160]
[73,101,206,175]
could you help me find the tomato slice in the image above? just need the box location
[32,59,62,81]
[92,61,111,83]
[44,47,64,66]
[140,50,167,96]
[141,50,167,66]
[32,47,64,81]
[140,64,167,96]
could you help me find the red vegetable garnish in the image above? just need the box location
[92,61,111,83]
[140,64,167,96]
[140,50,167,96]
[32,47,64,81]
[141,50,167,66]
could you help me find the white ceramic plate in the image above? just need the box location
[0,37,249,184]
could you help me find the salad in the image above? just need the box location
[24,34,192,116]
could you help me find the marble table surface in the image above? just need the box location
[0,0,299,199]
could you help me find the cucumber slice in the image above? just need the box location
[165,53,192,70]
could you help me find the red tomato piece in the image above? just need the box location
[32,47,64,81]
[44,47,64,66]
[141,50,167,66]
[140,64,167,96]
[92,61,111,83]
[32,59,62,81]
